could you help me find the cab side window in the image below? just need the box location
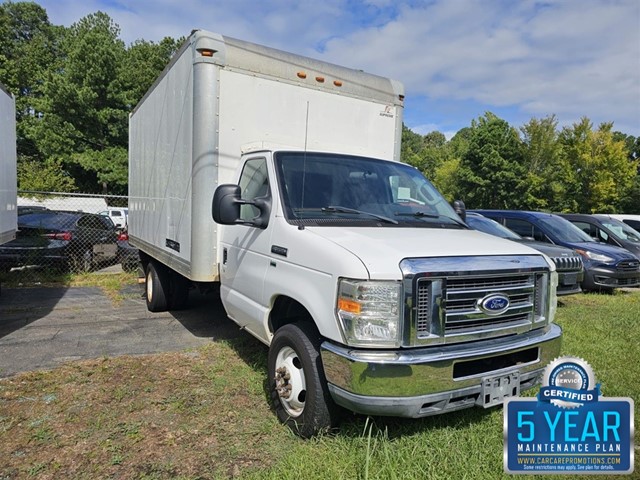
[238,158,269,222]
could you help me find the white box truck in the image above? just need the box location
[129,30,562,437]
[0,83,17,247]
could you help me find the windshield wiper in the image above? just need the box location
[394,211,468,228]
[321,206,398,225]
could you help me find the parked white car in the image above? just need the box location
[98,207,128,230]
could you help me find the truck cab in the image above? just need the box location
[213,149,562,437]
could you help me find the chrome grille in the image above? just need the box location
[416,273,537,338]
[551,256,583,272]
[401,255,552,347]
[416,283,430,334]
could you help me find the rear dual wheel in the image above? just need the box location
[145,261,190,312]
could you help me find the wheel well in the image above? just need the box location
[269,296,312,334]
[139,251,151,270]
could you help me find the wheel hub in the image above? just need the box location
[273,346,306,416]
[275,367,293,399]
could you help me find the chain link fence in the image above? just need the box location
[0,191,139,285]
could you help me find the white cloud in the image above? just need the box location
[31,0,640,135]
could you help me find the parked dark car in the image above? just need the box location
[116,230,140,273]
[559,214,640,259]
[0,210,119,273]
[472,210,640,291]
[465,212,584,295]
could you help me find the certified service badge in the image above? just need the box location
[540,356,599,408]
[504,356,634,474]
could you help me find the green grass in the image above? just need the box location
[0,269,138,302]
[1,288,638,479]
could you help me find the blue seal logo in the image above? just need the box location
[478,293,510,315]
[539,356,600,408]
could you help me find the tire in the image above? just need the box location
[268,322,339,438]
[70,248,93,273]
[145,261,169,312]
[167,271,190,310]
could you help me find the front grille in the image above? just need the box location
[401,255,552,347]
[617,260,640,272]
[551,256,583,272]
[416,273,538,339]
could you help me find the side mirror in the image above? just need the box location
[211,184,271,229]
[212,184,242,224]
[453,200,466,222]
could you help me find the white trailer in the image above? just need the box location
[0,83,17,247]
[129,30,561,437]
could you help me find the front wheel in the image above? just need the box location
[268,322,339,438]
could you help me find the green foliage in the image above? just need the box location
[559,118,637,213]
[1,4,177,194]
[520,115,574,212]
[457,113,528,209]
[432,157,461,201]
[17,157,76,192]
[402,116,638,213]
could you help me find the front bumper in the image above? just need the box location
[321,323,562,418]
[583,266,640,289]
[556,270,584,296]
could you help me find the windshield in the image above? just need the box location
[543,215,594,243]
[274,152,464,228]
[601,218,640,243]
[466,215,521,239]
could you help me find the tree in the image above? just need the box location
[457,113,528,209]
[519,115,576,212]
[116,36,182,110]
[612,132,639,161]
[18,158,76,192]
[0,1,63,174]
[559,118,638,213]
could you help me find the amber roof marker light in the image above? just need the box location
[197,48,217,57]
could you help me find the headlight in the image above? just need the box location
[336,279,401,347]
[575,249,614,263]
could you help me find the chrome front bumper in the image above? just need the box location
[321,323,562,418]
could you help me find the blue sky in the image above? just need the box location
[19,0,640,137]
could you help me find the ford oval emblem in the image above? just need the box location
[479,293,510,315]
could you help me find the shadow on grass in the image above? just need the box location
[337,405,498,440]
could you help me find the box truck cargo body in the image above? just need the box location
[0,83,17,247]
[129,30,561,437]
[129,30,402,282]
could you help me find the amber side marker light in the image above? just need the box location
[297,71,307,79]
[315,76,325,83]
[333,80,343,87]
[338,298,361,314]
